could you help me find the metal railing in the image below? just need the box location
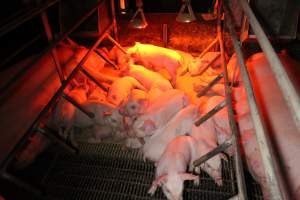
[0,0,123,196]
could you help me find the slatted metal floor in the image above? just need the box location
[11,142,263,200]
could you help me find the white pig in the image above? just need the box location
[107,76,146,106]
[142,105,199,162]
[133,89,190,138]
[148,135,199,200]
[127,42,183,86]
[122,64,173,91]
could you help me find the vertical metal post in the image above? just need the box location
[110,0,118,41]
[217,1,247,199]
[40,11,65,82]
[223,1,287,199]
[238,0,300,132]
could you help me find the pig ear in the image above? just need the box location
[103,111,112,117]
[148,175,167,196]
[140,119,156,135]
[179,173,199,181]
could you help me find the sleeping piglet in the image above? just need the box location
[133,89,190,138]
[148,135,199,200]
[107,76,146,106]
[127,42,183,86]
[122,64,173,91]
[142,104,199,162]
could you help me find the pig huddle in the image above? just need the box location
[48,42,241,200]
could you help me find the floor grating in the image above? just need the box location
[12,142,263,199]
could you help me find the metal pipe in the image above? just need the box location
[0,23,113,171]
[238,0,300,131]
[197,53,220,76]
[218,2,247,199]
[36,126,78,154]
[197,73,223,97]
[199,37,219,58]
[223,1,287,199]
[0,0,105,94]
[163,24,168,48]
[40,11,65,82]
[110,0,119,41]
[94,48,119,70]
[0,0,59,37]
[0,171,42,196]
[79,67,109,92]
[106,34,127,54]
[193,138,232,167]
[0,33,43,69]
[62,93,95,119]
[194,100,226,126]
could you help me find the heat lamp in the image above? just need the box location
[176,0,196,23]
[129,0,148,29]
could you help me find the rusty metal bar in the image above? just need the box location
[0,33,43,69]
[94,48,119,70]
[194,101,226,126]
[197,53,221,76]
[218,1,247,199]
[238,0,300,131]
[163,24,168,48]
[0,0,105,94]
[110,0,119,41]
[36,126,78,154]
[224,1,288,199]
[79,67,109,92]
[197,73,223,97]
[0,0,59,37]
[193,138,232,167]
[106,33,127,54]
[199,37,219,58]
[40,11,65,82]
[62,93,95,119]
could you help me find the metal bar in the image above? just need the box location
[0,0,59,37]
[199,37,219,58]
[224,1,288,199]
[228,195,239,200]
[36,126,78,154]
[218,1,247,199]
[197,73,223,97]
[193,138,232,167]
[238,0,300,131]
[106,33,127,54]
[0,0,105,94]
[40,11,65,82]
[110,0,119,41]
[0,23,113,171]
[62,93,95,119]
[94,48,119,70]
[0,171,42,196]
[163,24,168,48]
[197,53,221,76]
[0,33,43,69]
[195,101,226,126]
[79,67,109,92]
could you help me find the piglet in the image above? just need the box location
[133,89,190,138]
[127,42,183,86]
[107,76,146,106]
[142,104,199,162]
[122,64,173,91]
[148,135,199,200]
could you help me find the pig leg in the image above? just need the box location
[148,175,167,195]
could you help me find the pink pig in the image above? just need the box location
[142,104,199,162]
[133,89,190,138]
[148,135,199,200]
[127,42,183,86]
[122,64,173,91]
[107,76,146,106]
